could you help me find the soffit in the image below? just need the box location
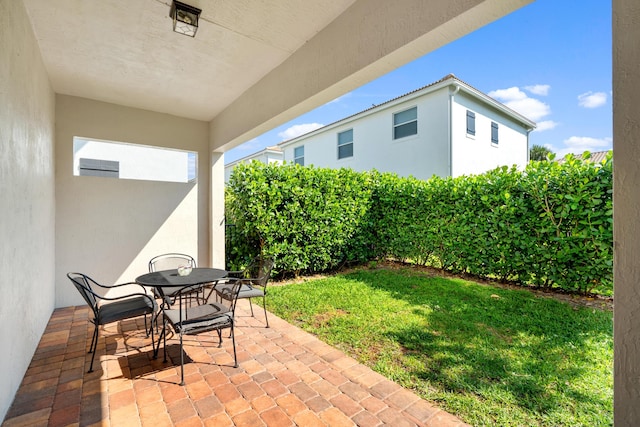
[22,0,356,121]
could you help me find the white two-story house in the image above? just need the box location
[224,146,283,182]
[278,74,536,180]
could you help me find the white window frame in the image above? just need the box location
[466,110,476,138]
[294,145,304,166]
[393,106,418,140]
[491,121,499,145]
[337,129,354,160]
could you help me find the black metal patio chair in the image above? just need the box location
[215,255,274,327]
[148,253,201,310]
[155,278,242,385]
[67,272,157,373]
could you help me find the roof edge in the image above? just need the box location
[225,145,283,168]
[278,74,536,148]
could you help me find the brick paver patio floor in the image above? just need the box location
[2,304,469,426]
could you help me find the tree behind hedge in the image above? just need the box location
[530,144,554,161]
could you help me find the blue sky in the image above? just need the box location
[226,0,611,164]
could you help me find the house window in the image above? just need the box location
[491,122,499,144]
[337,129,353,159]
[466,110,476,136]
[393,107,417,139]
[294,146,304,166]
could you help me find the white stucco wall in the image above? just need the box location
[451,92,529,177]
[282,88,451,180]
[211,151,226,268]
[281,85,529,180]
[0,0,56,421]
[55,96,211,307]
[613,0,640,423]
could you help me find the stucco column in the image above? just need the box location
[210,151,226,268]
[613,0,640,424]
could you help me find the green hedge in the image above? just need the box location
[226,152,612,294]
[226,164,373,275]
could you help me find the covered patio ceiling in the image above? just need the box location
[22,0,357,122]
[22,0,532,151]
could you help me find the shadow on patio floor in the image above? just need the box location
[2,304,469,426]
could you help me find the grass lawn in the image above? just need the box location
[265,266,613,426]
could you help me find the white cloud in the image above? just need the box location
[578,91,607,108]
[524,85,550,96]
[489,87,527,102]
[556,136,613,157]
[534,120,559,132]
[489,86,551,122]
[278,123,323,140]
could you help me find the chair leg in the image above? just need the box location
[152,310,161,335]
[230,322,238,368]
[144,314,150,337]
[179,332,185,386]
[262,296,269,328]
[88,323,98,354]
[88,324,99,373]
[248,298,255,316]
[149,313,155,357]
[155,316,168,362]
[163,319,168,363]
[149,302,165,335]
[153,314,164,359]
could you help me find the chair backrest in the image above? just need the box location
[67,272,99,316]
[149,253,196,272]
[243,256,275,287]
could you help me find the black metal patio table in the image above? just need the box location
[135,267,228,296]
[136,267,228,351]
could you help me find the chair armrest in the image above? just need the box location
[210,277,240,288]
[241,277,265,287]
[226,270,244,278]
[85,287,157,310]
[96,291,155,302]
[90,280,150,295]
[103,281,149,293]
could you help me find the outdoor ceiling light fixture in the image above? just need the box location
[170,1,201,37]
